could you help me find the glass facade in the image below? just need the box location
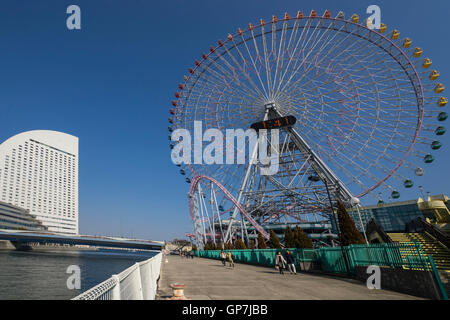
[348,201,428,233]
[0,201,47,231]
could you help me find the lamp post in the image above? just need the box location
[350,197,368,244]
[324,181,350,276]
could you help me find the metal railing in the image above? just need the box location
[196,243,429,272]
[416,217,450,248]
[365,218,393,243]
[72,252,162,300]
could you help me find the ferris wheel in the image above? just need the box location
[169,10,447,248]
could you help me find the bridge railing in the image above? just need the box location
[72,252,162,300]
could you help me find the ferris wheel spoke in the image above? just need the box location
[194,58,263,103]
[221,44,268,100]
[259,24,274,99]
[277,21,370,97]
[325,134,410,181]
[237,32,270,100]
[272,18,290,97]
[280,30,399,99]
[215,46,269,100]
[296,120,400,187]
[273,18,315,96]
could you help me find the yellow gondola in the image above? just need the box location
[351,14,359,23]
[403,38,412,48]
[430,70,440,80]
[413,48,423,58]
[392,29,400,40]
[438,97,448,107]
[379,23,386,33]
[435,83,445,94]
[423,58,432,68]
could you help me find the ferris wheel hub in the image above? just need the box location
[264,101,276,110]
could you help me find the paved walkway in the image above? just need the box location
[156,255,423,300]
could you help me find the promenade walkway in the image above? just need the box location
[156,255,423,300]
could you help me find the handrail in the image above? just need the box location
[416,217,450,249]
[72,252,162,300]
[365,218,393,243]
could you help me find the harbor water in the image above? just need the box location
[0,248,158,300]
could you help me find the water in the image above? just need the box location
[0,248,158,300]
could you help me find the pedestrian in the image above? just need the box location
[285,249,297,275]
[275,251,286,274]
[220,250,226,266]
[227,251,234,269]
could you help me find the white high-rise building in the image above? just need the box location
[0,130,78,234]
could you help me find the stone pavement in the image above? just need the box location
[156,255,423,300]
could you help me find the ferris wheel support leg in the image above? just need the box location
[190,192,204,250]
[223,144,258,243]
[211,186,225,243]
[197,188,208,245]
[270,105,353,202]
[224,110,270,244]
[199,184,216,245]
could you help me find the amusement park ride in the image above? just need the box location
[168,10,447,249]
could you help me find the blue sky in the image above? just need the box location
[0,0,449,241]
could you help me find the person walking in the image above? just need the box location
[285,250,297,275]
[227,251,234,269]
[220,250,227,266]
[275,251,286,274]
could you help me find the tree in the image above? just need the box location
[224,242,232,250]
[268,230,282,249]
[192,244,198,251]
[336,200,366,246]
[257,232,267,249]
[284,226,296,248]
[294,226,313,249]
[216,241,223,250]
[204,241,217,250]
[249,240,256,249]
[234,238,247,249]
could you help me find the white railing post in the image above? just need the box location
[151,257,158,298]
[111,275,121,300]
[145,261,153,300]
[134,263,144,300]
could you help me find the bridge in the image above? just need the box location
[0,229,163,251]
[157,255,422,300]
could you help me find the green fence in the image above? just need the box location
[195,242,447,299]
[196,242,429,273]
